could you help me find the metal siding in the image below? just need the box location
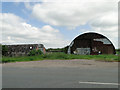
[76,48,90,55]
[68,32,115,55]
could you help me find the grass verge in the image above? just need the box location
[2,53,119,63]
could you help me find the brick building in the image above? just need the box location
[5,44,46,56]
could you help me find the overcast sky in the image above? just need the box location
[1,0,119,48]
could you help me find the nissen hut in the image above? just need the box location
[68,32,116,55]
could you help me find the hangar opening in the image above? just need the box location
[68,32,116,55]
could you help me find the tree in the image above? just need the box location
[63,46,69,54]
[2,45,8,56]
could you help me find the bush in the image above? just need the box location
[28,49,43,56]
[2,45,8,56]
[63,46,69,54]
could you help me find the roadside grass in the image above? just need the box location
[2,52,119,63]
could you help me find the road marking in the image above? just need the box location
[79,81,120,86]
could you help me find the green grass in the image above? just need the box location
[2,52,119,63]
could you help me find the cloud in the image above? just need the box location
[89,12,118,48]
[30,0,118,48]
[2,0,119,2]
[2,0,42,2]
[31,0,118,28]
[24,2,33,10]
[2,0,118,48]
[1,13,69,48]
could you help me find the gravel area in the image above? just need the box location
[2,59,118,68]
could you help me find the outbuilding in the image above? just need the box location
[5,44,46,56]
[68,32,116,55]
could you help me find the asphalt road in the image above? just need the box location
[2,60,118,88]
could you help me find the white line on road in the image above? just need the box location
[79,81,120,86]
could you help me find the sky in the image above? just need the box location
[1,0,119,49]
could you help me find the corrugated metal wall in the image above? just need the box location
[68,32,116,55]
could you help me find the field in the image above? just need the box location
[2,53,119,63]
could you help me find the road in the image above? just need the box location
[2,59,118,88]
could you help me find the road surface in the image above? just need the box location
[2,59,118,88]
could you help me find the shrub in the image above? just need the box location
[28,49,43,56]
[2,45,8,56]
[36,49,43,55]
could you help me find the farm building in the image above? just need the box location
[4,44,46,56]
[68,32,116,55]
